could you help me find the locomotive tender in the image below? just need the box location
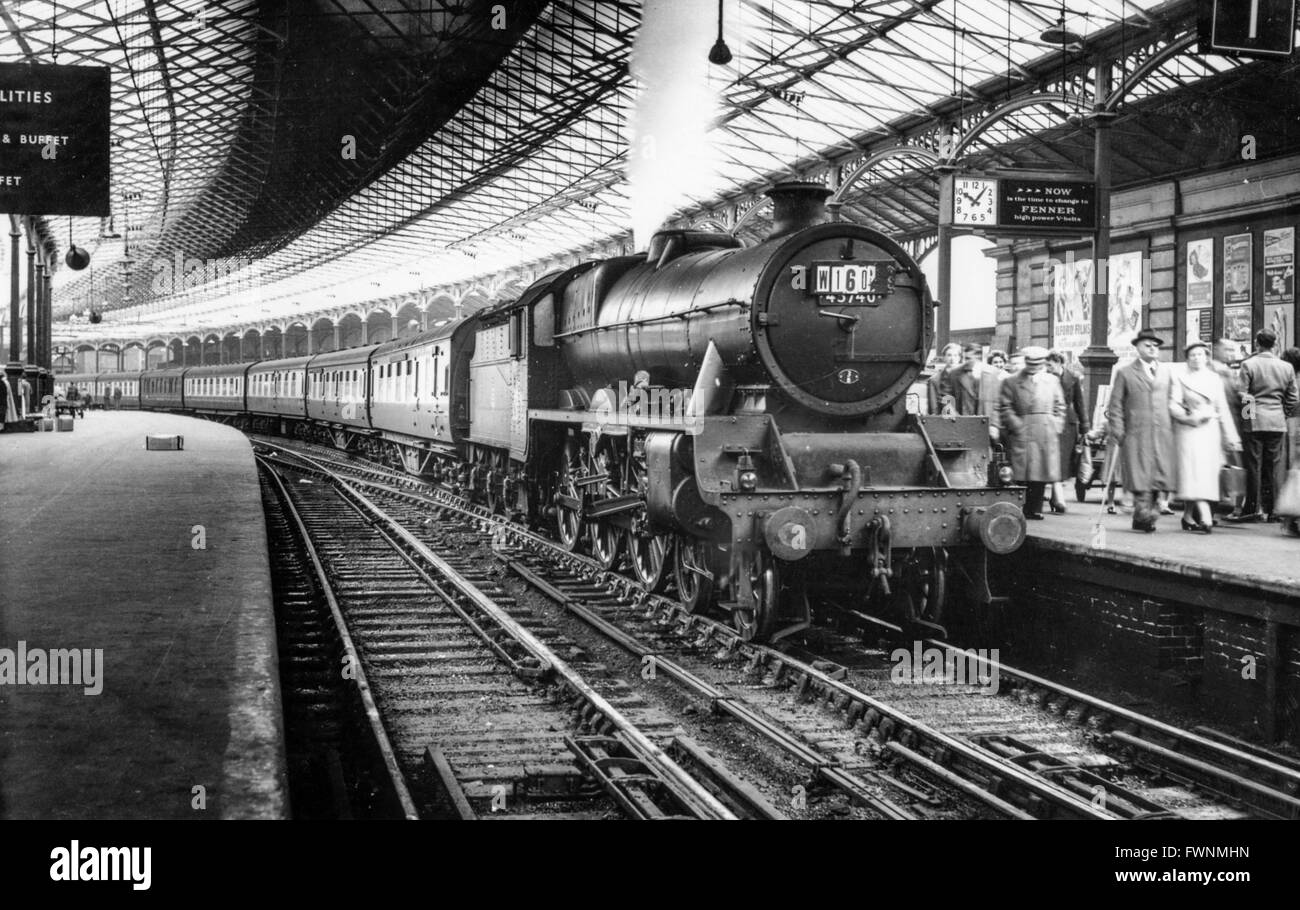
[73,181,1026,640]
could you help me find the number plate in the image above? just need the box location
[812,260,895,305]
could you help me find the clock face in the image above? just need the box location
[953,177,997,226]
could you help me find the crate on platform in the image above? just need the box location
[145,435,184,451]
[56,416,75,432]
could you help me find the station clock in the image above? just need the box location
[952,177,998,226]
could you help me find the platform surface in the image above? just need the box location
[0,411,287,819]
[1024,489,1300,596]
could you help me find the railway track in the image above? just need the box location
[253,436,1300,820]
[258,451,741,820]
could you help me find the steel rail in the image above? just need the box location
[263,441,736,821]
[257,456,421,820]
[841,607,1300,820]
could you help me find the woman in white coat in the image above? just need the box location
[1169,341,1242,532]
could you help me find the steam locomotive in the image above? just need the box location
[64,182,1026,640]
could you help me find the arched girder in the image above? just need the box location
[491,276,529,298]
[393,300,423,336]
[463,283,493,303]
[1103,32,1198,113]
[691,217,730,232]
[949,92,1091,162]
[831,146,941,204]
[732,199,772,234]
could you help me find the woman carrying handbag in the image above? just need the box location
[1169,341,1243,532]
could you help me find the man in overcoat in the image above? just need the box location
[997,346,1065,519]
[1233,329,1300,521]
[1046,350,1089,512]
[1106,328,1175,532]
[953,343,1003,440]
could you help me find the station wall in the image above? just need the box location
[986,153,1300,362]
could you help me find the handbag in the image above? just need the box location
[1276,468,1300,517]
[1075,438,1094,485]
[1220,450,1247,505]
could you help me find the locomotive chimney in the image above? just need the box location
[766,181,832,239]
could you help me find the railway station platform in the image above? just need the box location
[992,491,1300,744]
[0,411,287,819]
[1024,496,1300,596]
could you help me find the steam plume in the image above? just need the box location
[628,0,724,250]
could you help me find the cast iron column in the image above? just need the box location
[25,232,35,363]
[34,260,45,368]
[8,218,20,361]
[1078,58,1119,414]
[5,217,21,415]
[933,152,957,353]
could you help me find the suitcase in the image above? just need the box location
[39,417,55,432]
[145,434,184,451]
[56,416,75,432]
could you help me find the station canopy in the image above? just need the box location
[1,0,1294,339]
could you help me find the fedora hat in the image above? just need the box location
[1131,328,1164,347]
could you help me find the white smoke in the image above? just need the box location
[628,0,725,250]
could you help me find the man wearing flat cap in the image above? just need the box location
[1106,328,1175,532]
[998,345,1065,519]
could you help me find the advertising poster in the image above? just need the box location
[1224,233,1252,306]
[1188,308,1213,346]
[1051,256,1092,357]
[1264,303,1294,350]
[1107,250,1144,357]
[1186,237,1213,308]
[1263,226,1294,305]
[1224,305,1254,360]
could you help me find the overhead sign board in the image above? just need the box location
[998,178,1096,232]
[0,62,111,217]
[943,172,1097,234]
[1198,0,1298,59]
